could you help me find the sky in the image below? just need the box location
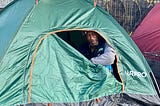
[0,0,13,8]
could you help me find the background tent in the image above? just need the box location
[0,0,35,60]
[0,0,160,106]
[131,2,160,87]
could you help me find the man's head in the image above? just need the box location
[85,31,99,47]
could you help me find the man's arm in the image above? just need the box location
[90,46,115,66]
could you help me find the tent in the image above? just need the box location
[0,0,160,105]
[131,2,160,88]
[131,2,160,56]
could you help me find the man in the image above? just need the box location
[79,31,115,71]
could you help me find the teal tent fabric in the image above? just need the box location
[0,0,35,60]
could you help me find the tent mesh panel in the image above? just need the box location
[144,52,160,87]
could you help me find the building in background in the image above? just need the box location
[97,0,160,34]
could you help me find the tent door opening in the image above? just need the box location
[56,30,122,83]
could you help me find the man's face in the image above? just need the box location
[86,31,99,47]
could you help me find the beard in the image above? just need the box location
[90,41,98,47]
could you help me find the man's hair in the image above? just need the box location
[83,31,106,43]
[84,31,99,36]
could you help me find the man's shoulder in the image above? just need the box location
[104,43,115,53]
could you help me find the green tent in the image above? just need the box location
[0,0,160,105]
